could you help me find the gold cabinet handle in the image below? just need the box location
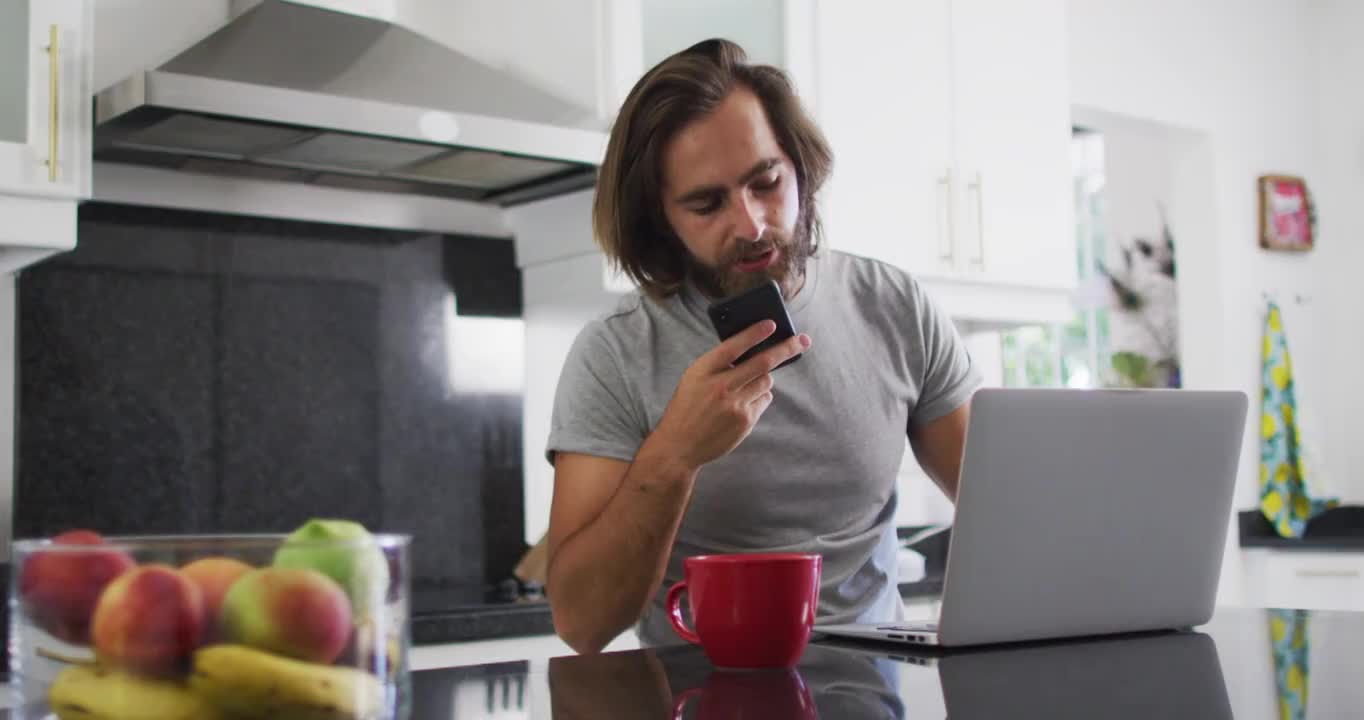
[936,168,955,263]
[46,24,59,183]
[968,172,984,267]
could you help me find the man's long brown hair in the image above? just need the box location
[592,39,833,299]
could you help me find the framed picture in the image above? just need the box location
[1258,174,1314,252]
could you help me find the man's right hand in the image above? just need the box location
[650,320,811,472]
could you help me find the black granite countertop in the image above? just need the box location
[410,581,947,646]
[412,601,554,645]
[408,583,553,645]
[5,607,1356,718]
[405,606,1364,718]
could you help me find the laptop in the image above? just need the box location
[816,387,1248,648]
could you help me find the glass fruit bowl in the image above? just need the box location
[8,524,411,720]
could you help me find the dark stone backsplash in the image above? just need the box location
[14,203,527,591]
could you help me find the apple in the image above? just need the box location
[220,567,353,664]
[272,519,389,619]
[19,529,136,645]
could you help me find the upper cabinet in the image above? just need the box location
[0,0,92,274]
[949,0,1074,290]
[815,0,955,279]
[531,1,1078,328]
[0,0,92,201]
[813,0,1078,308]
[641,0,788,70]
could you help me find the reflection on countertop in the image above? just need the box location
[410,606,1364,719]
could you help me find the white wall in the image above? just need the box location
[506,191,618,544]
[1067,0,1330,605]
[1309,0,1364,516]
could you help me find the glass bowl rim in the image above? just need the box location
[10,532,412,553]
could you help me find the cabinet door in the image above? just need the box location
[950,0,1075,289]
[641,0,787,69]
[814,0,956,277]
[0,0,92,200]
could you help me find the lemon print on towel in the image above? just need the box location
[1258,302,1336,538]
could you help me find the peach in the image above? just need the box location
[19,529,136,645]
[91,565,206,675]
[220,567,353,664]
[181,557,253,638]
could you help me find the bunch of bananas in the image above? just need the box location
[48,645,385,720]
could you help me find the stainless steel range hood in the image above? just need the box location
[94,0,606,206]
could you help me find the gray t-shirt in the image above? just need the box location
[546,249,982,646]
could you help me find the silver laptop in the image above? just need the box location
[817,387,1248,648]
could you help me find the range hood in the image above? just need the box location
[94,0,606,206]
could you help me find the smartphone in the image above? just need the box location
[706,279,802,369]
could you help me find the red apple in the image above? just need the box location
[19,530,136,645]
[91,565,205,675]
[220,567,352,664]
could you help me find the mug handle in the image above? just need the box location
[671,687,703,720]
[666,580,701,644]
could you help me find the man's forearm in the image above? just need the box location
[548,437,698,654]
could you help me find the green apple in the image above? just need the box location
[272,519,388,619]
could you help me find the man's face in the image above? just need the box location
[661,87,807,300]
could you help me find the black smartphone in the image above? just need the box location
[706,279,802,369]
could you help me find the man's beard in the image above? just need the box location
[686,225,813,301]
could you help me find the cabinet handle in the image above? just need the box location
[936,169,954,263]
[1295,568,1361,579]
[45,24,59,183]
[968,172,984,267]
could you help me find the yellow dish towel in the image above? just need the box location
[1259,302,1336,537]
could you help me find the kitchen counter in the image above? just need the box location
[413,601,554,645]
[408,605,1364,718]
[410,585,553,645]
[411,581,946,645]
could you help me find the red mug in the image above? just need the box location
[666,553,822,668]
[671,667,816,720]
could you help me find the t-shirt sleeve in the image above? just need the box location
[909,276,983,424]
[544,322,647,466]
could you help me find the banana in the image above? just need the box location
[47,664,222,720]
[190,644,386,720]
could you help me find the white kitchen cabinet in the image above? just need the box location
[643,0,786,70]
[1241,549,1364,612]
[538,2,1073,331]
[635,0,817,102]
[950,0,1075,289]
[815,0,956,279]
[0,0,92,274]
[0,0,91,200]
[813,0,1076,295]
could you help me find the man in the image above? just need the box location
[545,39,980,654]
